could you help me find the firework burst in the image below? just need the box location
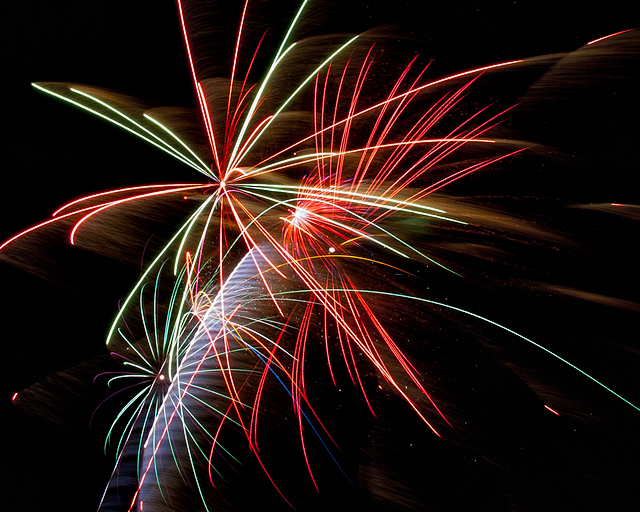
[5,1,639,511]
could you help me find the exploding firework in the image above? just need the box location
[4,1,640,511]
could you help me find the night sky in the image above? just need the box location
[3,1,639,511]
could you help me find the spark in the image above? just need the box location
[587,29,633,45]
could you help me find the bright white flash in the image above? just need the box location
[293,207,307,221]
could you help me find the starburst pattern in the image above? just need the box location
[4,2,638,511]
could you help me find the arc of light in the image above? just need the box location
[143,114,213,176]
[356,137,496,191]
[226,0,315,167]
[69,185,210,245]
[97,389,158,510]
[224,198,289,292]
[167,198,224,376]
[358,92,463,195]
[336,290,640,413]
[345,280,452,427]
[231,35,360,169]
[172,188,226,275]
[241,152,338,178]
[274,0,309,62]
[164,265,190,358]
[226,41,298,169]
[52,183,205,217]
[348,55,426,193]
[332,46,374,187]
[251,59,523,169]
[295,190,465,224]
[117,329,155,377]
[151,260,172,360]
[224,115,275,180]
[200,188,428,275]
[407,147,528,204]
[226,0,249,141]
[195,82,221,171]
[176,0,220,170]
[131,339,218,512]
[242,138,495,179]
[106,374,153,386]
[229,0,310,169]
[0,202,107,252]
[31,83,208,175]
[210,188,453,273]
[134,259,264,509]
[105,195,217,347]
[105,385,153,454]
[69,87,211,175]
[179,409,214,512]
[138,284,158,362]
[239,182,449,214]
[240,190,460,273]
[243,340,357,490]
[588,29,633,45]
[239,222,443,436]
[176,0,201,100]
[1,185,208,252]
[373,102,517,202]
[293,196,457,267]
[168,238,253,385]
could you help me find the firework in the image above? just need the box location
[5,1,639,511]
